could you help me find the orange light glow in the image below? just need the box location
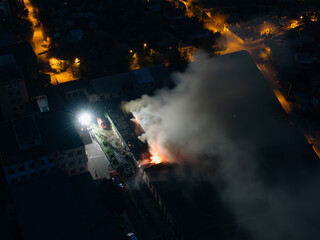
[24,0,78,85]
[131,115,140,126]
[149,150,166,165]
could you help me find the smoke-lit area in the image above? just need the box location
[123,51,320,240]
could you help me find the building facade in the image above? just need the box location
[0,55,29,121]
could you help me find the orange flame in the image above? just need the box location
[150,150,166,165]
[135,115,140,124]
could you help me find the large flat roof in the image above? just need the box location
[0,54,20,83]
[144,50,320,240]
[0,111,84,166]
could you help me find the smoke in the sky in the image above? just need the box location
[123,51,320,240]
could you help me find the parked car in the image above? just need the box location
[126,232,138,240]
[110,171,126,190]
[97,118,107,129]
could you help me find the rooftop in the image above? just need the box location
[0,54,20,83]
[143,50,320,240]
[12,115,42,150]
[90,64,171,95]
[0,111,84,166]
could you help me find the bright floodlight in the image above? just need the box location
[79,113,91,125]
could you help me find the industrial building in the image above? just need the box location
[60,64,171,103]
[110,51,320,240]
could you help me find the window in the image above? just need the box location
[79,167,85,172]
[16,90,20,95]
[67,152,73,158]
[7,85,12,90]
[19,166,25,172]
[8,91,13,96]
[8,168,15,175]
[59,163,65,169]
[29,163,35,169]
[13,107,17,111]
[48,158,54,163]
[69,161,75,166]
[77,150,82,155]
[21,175,27,181]
[40,169,46,175]
[78,159,83,164]
[70,170,76,174]
[39,160,45,165]
[14,83,19,88]
[10,99,16,104]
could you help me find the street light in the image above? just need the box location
[78,112,91,126]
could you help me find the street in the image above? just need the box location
[85,134,112,180]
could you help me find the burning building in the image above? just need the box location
[125,51,320,240]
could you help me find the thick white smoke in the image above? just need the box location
[123,51,320,240]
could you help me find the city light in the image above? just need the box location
[78,113,91,126]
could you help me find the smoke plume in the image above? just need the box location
[123,51,320,240]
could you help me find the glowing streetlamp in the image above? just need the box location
[78,113,91,126]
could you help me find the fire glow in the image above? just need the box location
[149,150,166,165]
